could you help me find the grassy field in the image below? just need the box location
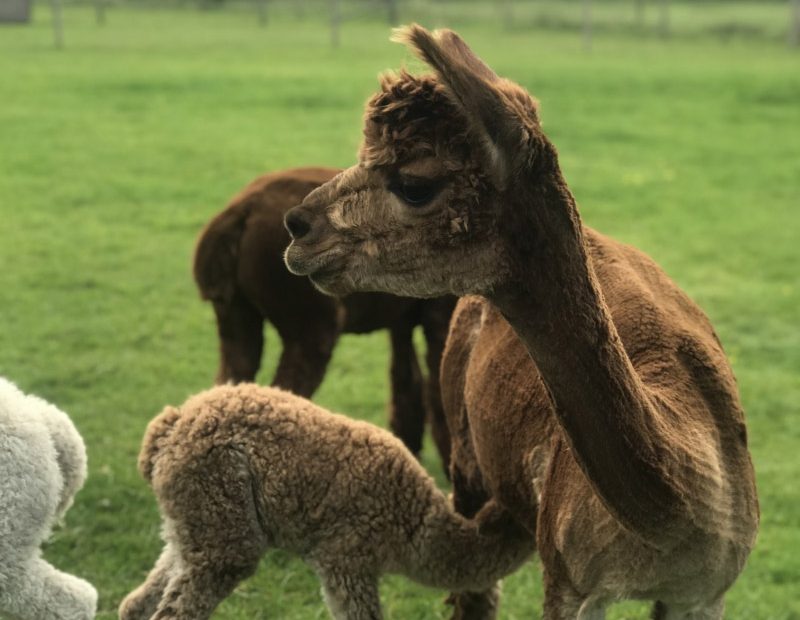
[1,4,798,618]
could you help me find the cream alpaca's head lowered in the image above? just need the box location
[284,25,549,299]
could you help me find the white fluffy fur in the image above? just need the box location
[0,377,97,620]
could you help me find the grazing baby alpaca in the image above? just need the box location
[194,167,455,465]
[119,384,534,620]
[283,25,759,619]
[0,377,97,620]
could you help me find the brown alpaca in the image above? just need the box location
[193,167,455,462]
[118,384,534,620]
[283,26,759,619]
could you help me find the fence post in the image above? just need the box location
[95,0,105,25]
[658,0,669,38]
[634,0,645,30]
[497,0,513,31]
[331,0,340,47]
[386,0,398,25]
[257,0,267,26]
[51,0,64,48]
[583,0,593,51]
[791,0,800,47]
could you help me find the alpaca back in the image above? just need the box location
[138,405,181,484]
[140,384,443,559]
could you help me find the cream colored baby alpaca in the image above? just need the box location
[119,384,533,620]
[0,377,97,620]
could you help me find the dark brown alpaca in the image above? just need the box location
[194,167,455,463]
[283,27,759,619]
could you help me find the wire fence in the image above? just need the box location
[7,0,800,49]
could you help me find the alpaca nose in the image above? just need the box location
[285,207,311,240]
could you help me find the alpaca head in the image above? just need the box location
[285,25,547,298]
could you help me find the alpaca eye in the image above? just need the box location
[389,178,441,207]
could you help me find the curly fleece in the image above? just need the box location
[0,377,97,620]
[120,383,534,620]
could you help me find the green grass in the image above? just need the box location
[1,4,798,618]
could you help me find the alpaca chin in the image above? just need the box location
[308,269,350,297]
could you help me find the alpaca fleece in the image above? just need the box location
[281,24,758,619]
[0,377,97,620]
[120,384,533,620]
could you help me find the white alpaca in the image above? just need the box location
[0,377,97,620]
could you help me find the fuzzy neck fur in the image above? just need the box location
[487,142,690,546]
[408,494,534,591]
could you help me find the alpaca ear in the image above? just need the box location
[393,24,534,189]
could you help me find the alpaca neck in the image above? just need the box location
[487,159,685,546]
[408,496,534,592]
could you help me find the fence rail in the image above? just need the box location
[26,0,800,49]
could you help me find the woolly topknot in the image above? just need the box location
[359,70,472,169]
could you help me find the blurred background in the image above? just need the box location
[3,0,800,48]
[1,1,798,618]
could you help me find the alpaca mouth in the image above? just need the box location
[284,242,346,281]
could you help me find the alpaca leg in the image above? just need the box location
[440,484,500,620]
[268,288,340,397]
[388,322,426,456]
[119,543,181,620]
[272,323,339,397]
[213,291,264,384]
[446,584,500,620]
[577,599,607,620]
[0,557,97,620]
[318,568,382,620]
[421,304,454,473]
[148,561,251,620]
[149,448,267,620]
[541,570,585,620]
[272,335,336,398]
[651,599,724,620]
[446,412,494,620]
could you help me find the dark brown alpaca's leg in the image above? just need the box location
[420,298,456,473]
[388,322,426,456]
[213,291,264,384]
[272,319,340,398]
[446,586,500,620]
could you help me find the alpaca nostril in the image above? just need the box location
[285,208,311,240]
